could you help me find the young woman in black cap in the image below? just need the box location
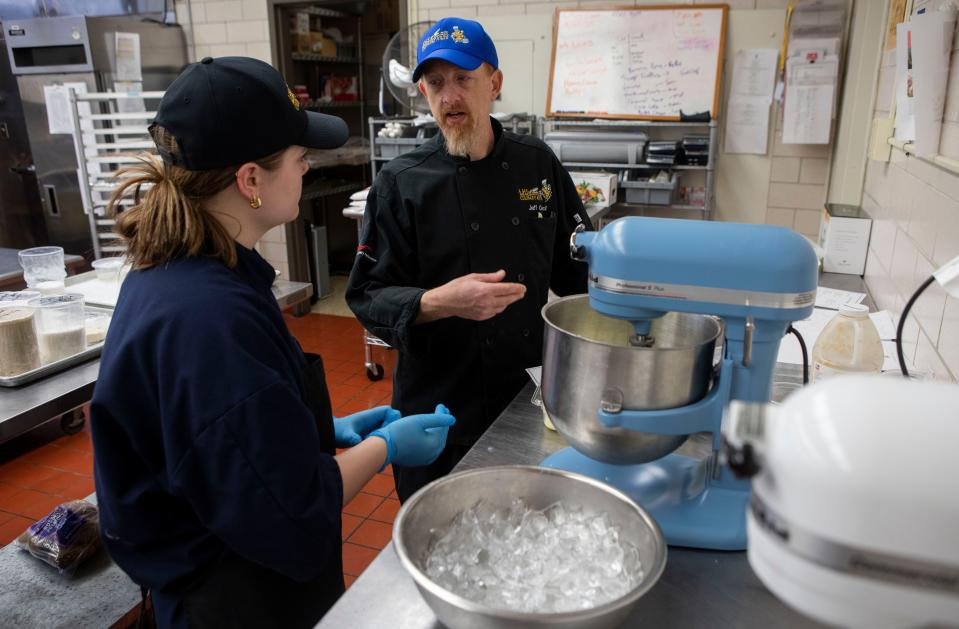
[89,56,455,629]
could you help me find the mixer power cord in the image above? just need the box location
[896,275,935,378]
[786,325,809,384]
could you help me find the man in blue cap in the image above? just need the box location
[347,18,592,501]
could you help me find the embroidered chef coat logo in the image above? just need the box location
[422,28,450,51]
[450,26,469,44]
[518,179,554,218]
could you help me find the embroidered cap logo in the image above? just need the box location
[421,28,450,52]
[450,26,470,45]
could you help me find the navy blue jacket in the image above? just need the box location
[90,245,343,628]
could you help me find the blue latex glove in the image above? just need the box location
[369,404,455,467]
[333,405,401,448]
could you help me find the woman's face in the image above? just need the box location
[256,145,309,228]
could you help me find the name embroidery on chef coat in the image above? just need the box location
[518,179,554,219]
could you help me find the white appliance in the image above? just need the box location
[723,375,959,628]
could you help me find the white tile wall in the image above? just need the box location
[799,158,829,185]
[412,0,835,240]
[173,0,288,278]
[766,207,795,228]
[862,23,959,382]
[414,0,779,23]
[770,157,800,183]
[768,182,826,211]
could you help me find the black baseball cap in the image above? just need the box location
[151,56,348,171]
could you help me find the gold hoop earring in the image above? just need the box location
[250,195,262,209]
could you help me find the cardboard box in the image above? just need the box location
[569,171,618,210]
[295,33,311,53]
[818,203,872,275]
[310,33,337,57]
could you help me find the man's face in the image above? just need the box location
[418,60,502,157]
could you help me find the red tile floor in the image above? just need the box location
[0,312,398,591]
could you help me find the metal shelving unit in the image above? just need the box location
[291,53,359,63]
[540,118,719,219]
[301,180,364,201]
[68,89,165,259]
[275,4,370,314]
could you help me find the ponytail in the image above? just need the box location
[109,125,285,270]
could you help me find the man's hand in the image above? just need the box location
[417,270,526,323]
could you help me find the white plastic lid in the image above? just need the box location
[839,303,869,318]
[0,290,41,306]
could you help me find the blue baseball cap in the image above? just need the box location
[411,17,498,82]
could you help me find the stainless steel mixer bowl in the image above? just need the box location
[393,465,667,629]
[542,295,722,465]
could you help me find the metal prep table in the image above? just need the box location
[317,273,872,629]
[0,280,313,445]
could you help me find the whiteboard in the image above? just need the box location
[547,5,729,120]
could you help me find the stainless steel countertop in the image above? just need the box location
[317,374,820,629]
[318,273,870,629]
[0,280,313,443]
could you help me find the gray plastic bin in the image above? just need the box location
[376,137,423,158]
[621,173,679,205]
[544,130,648,164]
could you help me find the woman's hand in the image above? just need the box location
[333,405,401,448]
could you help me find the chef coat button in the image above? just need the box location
[501,161,509,170]
[485,337,493,346]
[511,216,520,226]
[470,221,480,232]
[522,328,530,337]
[458,166,468,175]
[517,273,525,282]
[200,56,214,64]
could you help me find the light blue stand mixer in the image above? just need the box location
[540,216,817,550]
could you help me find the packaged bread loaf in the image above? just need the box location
[16,499,102,574]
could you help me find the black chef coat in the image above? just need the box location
[90,244,343,629]
[346,117,591,446]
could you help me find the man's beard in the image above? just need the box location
[439,113,477,157]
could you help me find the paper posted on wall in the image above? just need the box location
[910,5,957,157]
[782,55,837,145]
[725,98,771,154]
[895,22,916,142]
[724,49,778,155]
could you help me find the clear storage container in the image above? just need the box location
[18,246,66,293]
[29,294,87,365]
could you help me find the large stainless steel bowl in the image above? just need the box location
[542,295,722,464]
[394,466,667,629]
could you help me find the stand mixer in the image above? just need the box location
[540,216,818,550]
[723,375,959,628]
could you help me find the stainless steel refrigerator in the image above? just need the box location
[6,15,186,255]
[0,23,46,249]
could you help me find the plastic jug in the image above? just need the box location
[810,304,884,383]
